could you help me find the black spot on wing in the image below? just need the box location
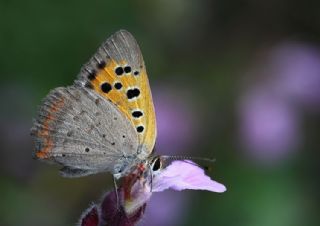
[124,66,131,73]
[114,82,122,90]
[97,60,106,69]
[101,82,112,93]
[87,69,97,80]
[136,126,144,133]
[132,111,143,118]
[127,88,140,99]
[85,82,93,89]
[115,67,124,76]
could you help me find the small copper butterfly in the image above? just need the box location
[31,30,160,179]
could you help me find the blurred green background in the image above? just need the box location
[1,0,320,226]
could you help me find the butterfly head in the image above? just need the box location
[147,155,163,173]
[126,155,163,182]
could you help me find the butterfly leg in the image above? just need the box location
[112,175,120,209]
[149,167,153,192]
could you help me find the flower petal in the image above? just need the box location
[79,205,99,226]
[153,161,226,193]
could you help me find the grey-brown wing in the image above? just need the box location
[31,85,139,177]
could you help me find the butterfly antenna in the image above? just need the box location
[161,155,216,163]
[161,155,216,170]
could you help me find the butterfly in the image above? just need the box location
[31,30,162,179]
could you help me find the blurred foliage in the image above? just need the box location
[1,0,320,226]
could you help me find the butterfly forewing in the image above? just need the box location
[76,30,157,157]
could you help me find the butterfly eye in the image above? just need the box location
[151,157,162,172]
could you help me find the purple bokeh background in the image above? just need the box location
[238,41,320,164]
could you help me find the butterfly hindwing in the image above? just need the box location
[76,30,157,158]
[31,85,140,177]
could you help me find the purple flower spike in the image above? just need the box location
[100,190,146,226]
[80,189,146,226]
[79,205,99,226]
[79,161,226,226]
[152,161,227,193]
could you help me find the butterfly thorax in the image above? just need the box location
[111,144,152,179]
[120,155,164,204]
[120,154,162,188]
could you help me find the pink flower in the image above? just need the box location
[151,160,226,192]
[79,161,226,226]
